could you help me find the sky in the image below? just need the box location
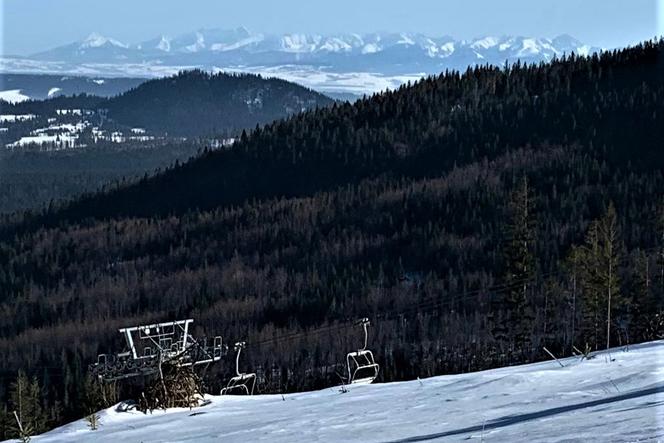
[0,0,661,56]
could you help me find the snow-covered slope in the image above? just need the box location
[0,89,30,103]
[32,341,664,442]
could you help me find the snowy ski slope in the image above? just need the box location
[30,341,664,442]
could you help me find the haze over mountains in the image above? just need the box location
[2,27,600,95]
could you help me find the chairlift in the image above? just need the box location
[346,318,379,384]
[213,336,224,359]
[221,342,256,395]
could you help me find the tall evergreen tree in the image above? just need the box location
[657,203,664,293]
[8,370,47,440]
[597,204,623,350]
[496,176,536,357]
[563,246,583,350]
[579,204,623,350]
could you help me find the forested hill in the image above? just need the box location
[2,70,334,137]
[24,40,664,227]
[1,41,663,439]
[104,70,334,136]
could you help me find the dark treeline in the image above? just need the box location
[0,94,106,115]
[1,41,664,437]
[0,140,206,214]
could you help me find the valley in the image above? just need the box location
[0,71,333,213]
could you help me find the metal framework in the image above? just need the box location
[346,318,380,384]
[221,342,256,395]
[90,319,225,382]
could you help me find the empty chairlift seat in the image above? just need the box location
[346,318,380,384]
[221,342,256,395]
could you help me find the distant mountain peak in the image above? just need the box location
[80,32,128,49]
[156,35,172,52]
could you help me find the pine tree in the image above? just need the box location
[657,203,664,293]
[579,221,603,350]
[631,250,656,341]
[495,176,536,358]
[597,204,623,350]
[0,403,11,441]
[563,246,583,350]
[8,370,46,441]
[578,204,623,350]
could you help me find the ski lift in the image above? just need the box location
[346,318,380,384]
[221,342,256,395]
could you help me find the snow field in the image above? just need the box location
[30,340,664,443]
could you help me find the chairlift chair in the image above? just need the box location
[221,342,256,395]
[346,318,380,384]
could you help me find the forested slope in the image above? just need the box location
[2,71,334,138]
[0,71,333,214]
[0,41,663,438]
[25,41,663,225]
[104,70,334,136]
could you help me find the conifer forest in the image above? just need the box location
[0,40,663,437]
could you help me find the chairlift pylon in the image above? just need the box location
[346,318,379,384]
[90,319,225,383]
[221,342,256,395]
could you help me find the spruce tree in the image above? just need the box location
[8,370,46,440]
[597,204,623,350]
[496,176,536,358]
[579,221,602,349]
[579,204,623,350]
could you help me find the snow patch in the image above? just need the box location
[81,32,128,49]
[56,109,83,116]
[210,35,264,52]
[0,114,36,122]
[471,36,499,50]
[7,133,80,149]
[439,42,455,55]
[361,43,381,54]
[185,32,206,53]
[397,33,415,46]
[576,45,592,57]
[0,89,30,103]
[156,36,171,52]
[517,38,542,56]
[280,34,321,53]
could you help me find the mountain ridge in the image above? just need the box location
[32,29,597,62]
[5,29,602,95]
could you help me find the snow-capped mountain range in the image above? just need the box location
[2,28,600,95]
[32,27,596,67]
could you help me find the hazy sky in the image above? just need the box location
[1,0,660,55]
